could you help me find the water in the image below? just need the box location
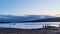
[0,22,60,29]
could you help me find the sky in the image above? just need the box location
[0,0,60,16]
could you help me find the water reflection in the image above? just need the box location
[0,22,60,29]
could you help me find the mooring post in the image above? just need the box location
[45,24,47,28]
[59,24,60,28]
[42,24,44,28]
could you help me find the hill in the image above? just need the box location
[25,17,60,22]
[0,15,54,23]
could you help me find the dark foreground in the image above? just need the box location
[0,28,60,34]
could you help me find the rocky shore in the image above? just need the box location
[0,28,60,34]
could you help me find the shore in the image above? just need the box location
[0,28,60,34]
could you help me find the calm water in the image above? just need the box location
[0,22,60,29]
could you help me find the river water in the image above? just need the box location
[0,22,60,29]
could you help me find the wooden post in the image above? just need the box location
[45,24,46,28]
[59,24,60,28]
[42,24,44,28]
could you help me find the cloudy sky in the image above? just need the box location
[0,0,60,16]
